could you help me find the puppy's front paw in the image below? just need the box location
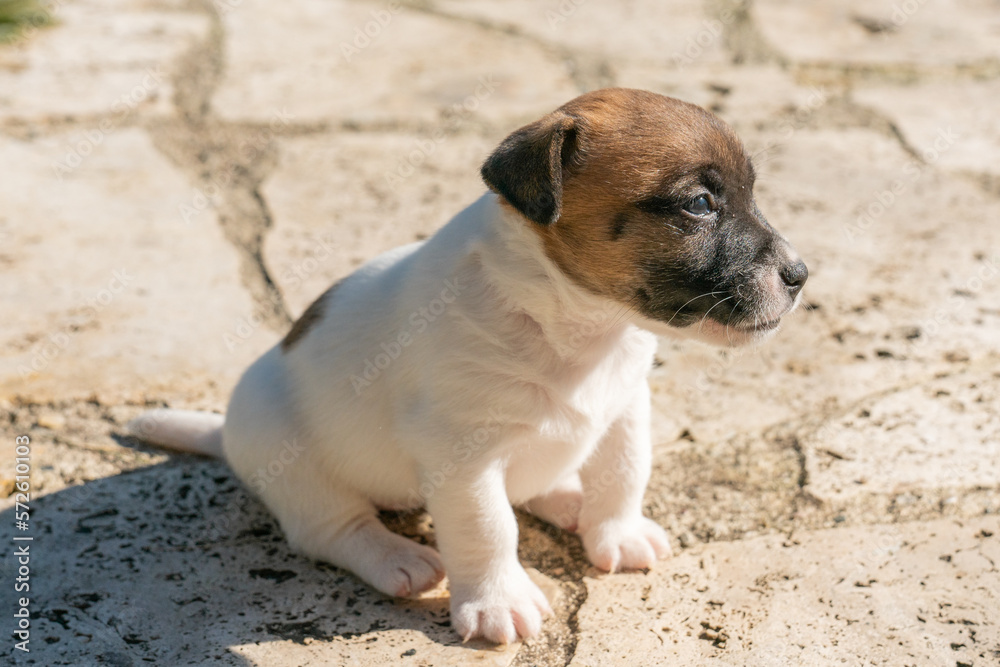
[450,568,553,644]
[581,516,672,572]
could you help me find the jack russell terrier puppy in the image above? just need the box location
[130,88,807,644]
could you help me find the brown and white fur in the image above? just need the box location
[129,89,807,644]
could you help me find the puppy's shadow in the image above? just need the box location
[0,438,508,665]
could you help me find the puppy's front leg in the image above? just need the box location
[427,460,552,643]
[578,382,672,572]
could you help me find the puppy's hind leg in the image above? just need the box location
[522,473,583,533]
[224,358,443,597]
[264,465,445,598]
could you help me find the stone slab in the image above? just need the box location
[0,0,208,121]
[0,129,273,405]
[856,80,1000,176]
[805,366,1000,502]
[262,131,494,315]
[213,0,577,126]
[434,0,726,67]
[571,516,1000,666]
[755,0,1000,67]
[616,64,830,135]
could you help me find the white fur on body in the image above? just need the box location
[132,193,670,643]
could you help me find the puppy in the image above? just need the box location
[129,88,807,644]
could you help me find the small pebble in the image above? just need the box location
[37,413,66,430]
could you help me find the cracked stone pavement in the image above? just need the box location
[1,0,999,665]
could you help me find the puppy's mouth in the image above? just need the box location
[732,316,782,333]
[632,266,806,347]
[641,293,782,331]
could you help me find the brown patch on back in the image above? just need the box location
[281,280,343,352]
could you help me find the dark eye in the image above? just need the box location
[683,194,714,216]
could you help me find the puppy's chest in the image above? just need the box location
[525,347,649,444]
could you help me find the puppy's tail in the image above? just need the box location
[127,408,225,458]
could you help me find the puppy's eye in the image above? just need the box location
[683,195,714,216]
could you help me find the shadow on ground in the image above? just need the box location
[0,452,487,665]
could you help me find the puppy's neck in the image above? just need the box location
[480,195,635,357]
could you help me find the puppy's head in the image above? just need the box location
[481,88,807,346]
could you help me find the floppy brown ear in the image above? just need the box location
[481,113,577,226]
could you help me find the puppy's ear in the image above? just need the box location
[481,113,577,226]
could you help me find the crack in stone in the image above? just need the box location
[793,59,1000,87]
[338,116,493,136]
[822,96,926,162]
[0,114,145,140]
[510,579,589,667]
[560,580,588,667]
[713,0,1000,86]
[400,0,616,92]
[709,0,787,67]
[145,0,292,329]
[789,435,810,492]
[753,93,927,163]
[960,171,1000,201]
[708,0,994,172]
[511,515,591,667]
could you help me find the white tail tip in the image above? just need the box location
[127,408,225,458]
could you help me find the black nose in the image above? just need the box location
[780,261,808,297]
